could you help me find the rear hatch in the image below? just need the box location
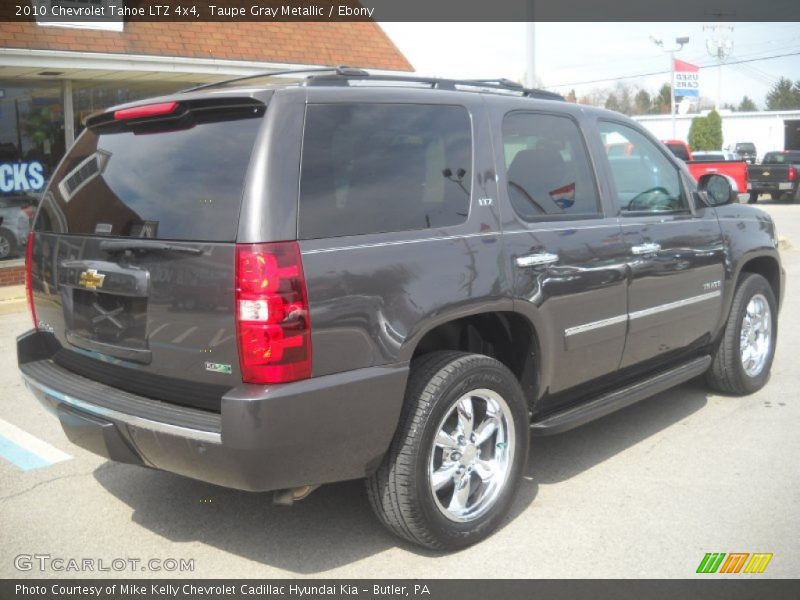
[29,95,267,412]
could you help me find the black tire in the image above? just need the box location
[366,351,529,550]
[706,273,777,395]
[793,186,800,203]
[748,192,758,204]
[0,228,18,259]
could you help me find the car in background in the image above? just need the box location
[0,193,40,222]
[0,203,31,259]
[747,150,800,203]
[727,142,758,164]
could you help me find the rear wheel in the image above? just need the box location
[366,351,529,550]
[706,273,777,395]
[748,192,758,204]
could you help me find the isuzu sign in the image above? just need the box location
[0,161,45,193]
[674,59,700,97]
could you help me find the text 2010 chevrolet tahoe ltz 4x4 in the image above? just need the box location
[18,69,783,550]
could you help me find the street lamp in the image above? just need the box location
[650,35,690,139]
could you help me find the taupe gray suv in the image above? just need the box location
[18,68,783,550]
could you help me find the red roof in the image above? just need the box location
[0,21,413,71]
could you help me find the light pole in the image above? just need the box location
[704,24,734,111]
[650,35,690,139]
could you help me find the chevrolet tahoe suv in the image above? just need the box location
[18,69,783,550]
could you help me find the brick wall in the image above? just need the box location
[0,20,413,71]
[0,263,24,287]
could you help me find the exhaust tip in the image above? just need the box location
[272,485,318,506]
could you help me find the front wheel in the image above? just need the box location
[367,351,529,550]
[0,229,18,260]
[706,273,777,395]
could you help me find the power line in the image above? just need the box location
[546,50,800,89]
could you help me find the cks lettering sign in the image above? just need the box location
[674,59,700,97]
[0,162,46,193]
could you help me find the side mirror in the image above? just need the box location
[698,173,737,206]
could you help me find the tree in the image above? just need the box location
[765,77,800,111]
[706,110,723,149]
[688,116,713,151]
[651,83,672,114]
[738,96,757,111]
[565,88,577,103]
[633,89,652,115]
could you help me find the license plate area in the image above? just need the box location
[65,289,152,363]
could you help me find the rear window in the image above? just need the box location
[763,151,800,164]
[298,103,472,239]
[665,142,690,161]
[35,104,264,242]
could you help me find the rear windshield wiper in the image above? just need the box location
[99,240,204,255]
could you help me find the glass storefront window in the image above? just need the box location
[0,80,64,194]
[0,81,64,254]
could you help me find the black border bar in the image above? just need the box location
[3,579,800,600]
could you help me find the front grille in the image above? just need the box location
[53,349,229,413]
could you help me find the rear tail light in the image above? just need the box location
[235,242,311,384]
[114,102,179,121]
[789,167,797,182]
[25,231,37,330]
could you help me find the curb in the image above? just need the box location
[0,284,26,315]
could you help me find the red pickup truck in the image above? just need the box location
[662,141,748,202]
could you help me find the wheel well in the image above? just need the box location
[410,312,538,404]
[740,256,781,303]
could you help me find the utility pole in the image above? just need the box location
[650,35,690,139]
[704,23,734,111]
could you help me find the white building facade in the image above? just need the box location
[634,110,800,159]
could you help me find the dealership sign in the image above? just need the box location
[674,59,700,97]
[0,161,46,193]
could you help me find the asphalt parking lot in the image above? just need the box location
[1,201,798,579]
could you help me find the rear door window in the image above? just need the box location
[35,103,264,242]
[298,103,472,239]
[502,112,601,220]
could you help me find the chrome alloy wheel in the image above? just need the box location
[428,388,515,523]
[740,293,772,378]
[0,235,10,259]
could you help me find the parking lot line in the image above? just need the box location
[0,418,72,471]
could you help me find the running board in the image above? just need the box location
[530,356,712,436]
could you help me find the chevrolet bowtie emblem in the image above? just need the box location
[79,269,106,290]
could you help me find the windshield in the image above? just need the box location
[35,104,264,242]
[736,143,756,152]
[693,154,725,162]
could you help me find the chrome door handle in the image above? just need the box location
[515,252,559,267]
[631,243,661,255]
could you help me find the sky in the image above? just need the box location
[379,22,800,109]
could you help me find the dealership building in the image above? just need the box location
[634,109,800,157]
[0,19,412,192]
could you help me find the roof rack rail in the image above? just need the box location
[305,73,564,100]
[180,67,564,101]
[180,65,368,93]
